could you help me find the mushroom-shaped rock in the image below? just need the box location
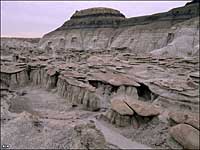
[170,124,200,149]
[111,96,134,115]
[169,111,199,130]
[124,97,160,117]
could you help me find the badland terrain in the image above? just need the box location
[1,1,199,149]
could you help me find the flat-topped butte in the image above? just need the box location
[58,3,199,30]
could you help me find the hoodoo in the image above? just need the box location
[1,1,199,149]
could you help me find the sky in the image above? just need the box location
[1,1,189,38]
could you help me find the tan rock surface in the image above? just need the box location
[170,124,200,149]
[169,111,199,130]
[124,97,160,117]
[111,96,134,115]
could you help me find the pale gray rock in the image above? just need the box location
[104,109,133,127]
[69,122,107,149]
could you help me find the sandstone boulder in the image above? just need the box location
[170,124,199,149]
[169,111,199,130]
[111,96,134,115]
[124,97,160,117]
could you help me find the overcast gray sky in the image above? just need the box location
[1,1,189,38]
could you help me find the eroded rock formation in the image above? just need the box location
[38,4,199,58]
[1,2,199,149]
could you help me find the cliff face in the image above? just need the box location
[38,3,199,57]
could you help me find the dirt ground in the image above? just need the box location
[1,86,152,149]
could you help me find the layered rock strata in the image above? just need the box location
[38,4,199,57]
[1,51,199,112]
[1,2,199,149]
